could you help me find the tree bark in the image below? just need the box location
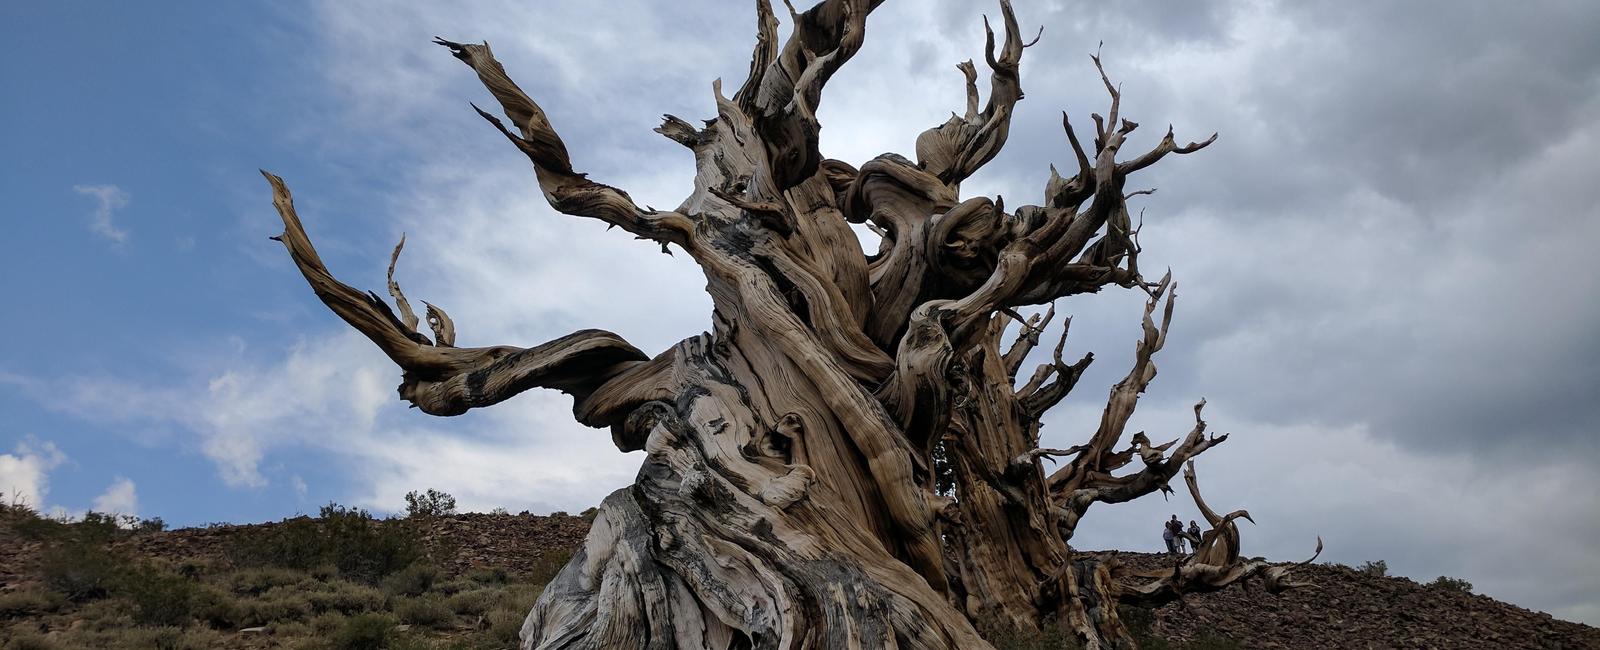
[264,2,1315,648]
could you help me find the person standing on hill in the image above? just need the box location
[1187,520,1203,552]
[1163,514,1183,555]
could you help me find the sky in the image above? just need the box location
[2,0,1597,626]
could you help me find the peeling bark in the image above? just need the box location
[265,2,1312,648]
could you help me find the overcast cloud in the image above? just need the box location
[6,0,1596,626]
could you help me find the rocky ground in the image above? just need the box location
[3,510,1596,649]
[1111,551,1596,649]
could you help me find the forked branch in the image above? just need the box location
[263,171,647,424]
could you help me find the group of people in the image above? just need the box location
[1162,514,1203,556]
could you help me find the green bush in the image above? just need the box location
[403,489,457,518]
[467,567,509,585]
[227,504,422,583]
[192,587,241,630]
[331,613,396,650]
[527,550,572,586]
[235,591,314,626]
[382,563,439,597]
[0,589,65,618]
[1358,560,1388,577]
[2,633,59,650]
[225,567,312,596]
[977,617,1082,650]
[1428,575,1472,593]
[394,596,453,629]
[446,588,500,616]
[123,565,198,626]
[40,542,125,601]
[306,581,387,615]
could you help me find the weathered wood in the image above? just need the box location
[265,2,1314,648]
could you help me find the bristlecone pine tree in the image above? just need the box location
[264,1,1320,647]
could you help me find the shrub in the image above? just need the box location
[133,517,167,534]
[467,567,509,585]
[227,504,422,583]
[579,507,600,522]
[40,542,125,601]
[1428,575,1473,593]
[331,613,396,650]
[306,581,387,615]
[976,617,1082,650]
[192,587,241,630]
[234,591,314,626]
[446,588,500,616]
[394,596,454,629]
[0,589,65,618]
[228,517,327,571]
[2,633,58,650]
[123,565,199,626]
[381,563,439,597]
[403,489,457,518]
[1358,560,1388,577]
[527,550,573,586]
[226,567,311,596]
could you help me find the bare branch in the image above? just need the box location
[264,171,647,422]
[434,39,694,248]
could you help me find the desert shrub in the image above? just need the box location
[40,542,125,601]
[1428,575,1473,592]
[486,606,527,644]
[235,591,314,625]
[484,583,543,643]
[394,596,453,629]
[1358,560,1388,576]
[381,563,439,597]
[192,587,241,630]
[132,517,167,534]
[320,504,423,583]
[403,489,457,518]
[579,507,600,522]
[228,517,327,571]
[123,565,198,626]
[330,613,395,650]
[467,567,509,585]
[311,612,351,635]
[976,617,1082,650]
[0,589,64,618]
[306,581,387,615]
[226,567,312,596]
[2,633,58,650]
[3,633,60,650]
[447,588,500,616]
[228,504,422,583]
[73,511,128,543]
[527,550,573,586]
[1117,604,1172,650]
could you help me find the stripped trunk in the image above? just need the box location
[263,2,1317,647]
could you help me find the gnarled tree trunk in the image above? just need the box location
[264,2,1317,647]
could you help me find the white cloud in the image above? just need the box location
[0,436,66,510]
[73,184,130,244]
[91,477,138,516]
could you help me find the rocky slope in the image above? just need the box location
[3,512,1595,649]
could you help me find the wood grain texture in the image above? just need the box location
[265,2,1313,647]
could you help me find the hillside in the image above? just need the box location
[1,507,1595,649]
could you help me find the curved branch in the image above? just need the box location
[915,0,1036,186]
[264,171,648,425]
[434,39,694,249]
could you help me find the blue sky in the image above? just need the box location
[3,0,1598,624]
